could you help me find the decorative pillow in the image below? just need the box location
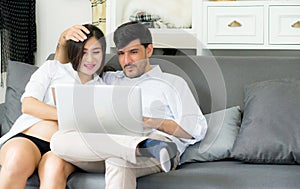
[231,79,300,164]
[180,106,241,163]
[1,60,38,136]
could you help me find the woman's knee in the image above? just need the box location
[39,152,75,178]
[38,152,75,188]
[0,139,40,177]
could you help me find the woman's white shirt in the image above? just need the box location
[0,60,104,145]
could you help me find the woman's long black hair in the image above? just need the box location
[67,24,106,76]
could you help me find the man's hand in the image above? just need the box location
[143,117,193,139]
[54,25,90,63]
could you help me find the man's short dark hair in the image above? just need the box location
[113,21,152,49]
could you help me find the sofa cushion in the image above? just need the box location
[180,106,241,163]
[138,161,300,189]
[231,79,300,164]
[0,103,5,131]
[1,60,38,136]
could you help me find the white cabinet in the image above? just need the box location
[207,6,264,44]
[269,6,300,45]
[201,1,300,52]
[105,0,300,54]
[106,0,200,51]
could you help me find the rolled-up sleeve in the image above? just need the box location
[168,76,207,142]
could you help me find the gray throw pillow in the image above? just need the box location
[180,106,241,163]
[231,79,300,164]
[1,60,38,136]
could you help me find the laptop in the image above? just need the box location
[54,84,145,136]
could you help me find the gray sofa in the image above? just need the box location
[1,55,300,189]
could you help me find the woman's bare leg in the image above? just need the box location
[38,151,76,189]
[0,138,41,189]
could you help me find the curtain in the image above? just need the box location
[0,0,37,86]
[90,0,106,34]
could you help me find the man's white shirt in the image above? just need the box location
[103,65,207,156]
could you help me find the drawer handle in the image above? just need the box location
[228,20,242,27]
[291,21,300,28]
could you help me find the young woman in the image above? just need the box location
[0,24,106,189]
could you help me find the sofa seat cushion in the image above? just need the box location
[67,172,106,189]
[22,161,300,189]
[71,161,300,189]
[161,161,300,189]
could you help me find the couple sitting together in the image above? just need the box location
[0,21,207,189]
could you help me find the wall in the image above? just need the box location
[36,0,91,66]
[0,0,91,103]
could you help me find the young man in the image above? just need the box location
[0,24,106,189]
[51,22,207,189]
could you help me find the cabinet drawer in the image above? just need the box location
[207,6,264,44]
[269,6,300,45]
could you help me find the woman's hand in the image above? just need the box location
[59,25,90,45]
[54,24,90,63]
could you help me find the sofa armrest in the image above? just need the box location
[0,103,5,135]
